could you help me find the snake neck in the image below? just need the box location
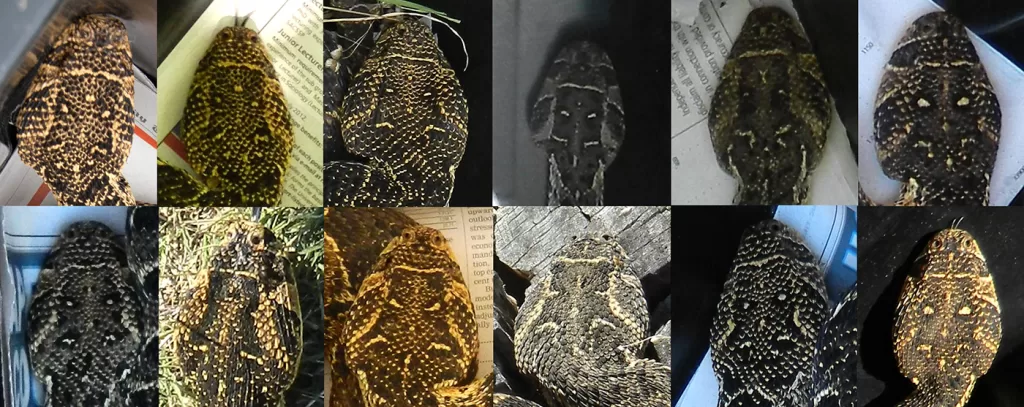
[434,372,495,407]
[47,172,135,206]
[897,378,977,407]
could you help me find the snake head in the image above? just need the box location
[740,219,817,263]
[197,26,274,77]
[214,221,289,288]
[553,233,629,271]
[922,228,985,263]
[57,15,131,55]
[376,226,459,276]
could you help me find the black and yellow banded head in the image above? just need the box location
[377,226,459,274]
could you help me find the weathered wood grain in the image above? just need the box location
[495,206,670,279]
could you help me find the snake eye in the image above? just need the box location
[930,239,942,250]
[218,30,231,41]
[247,30,259,42]
[402,230,414,242]
[249,234,261,246]
[431,234,445,246]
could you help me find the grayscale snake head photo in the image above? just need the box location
[509,234,670,407]
[530,41,625,206]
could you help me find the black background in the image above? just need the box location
[671,206,776,404]
[157,0,213,64]
[795,0,858,150]
[601,0,672,204]
[936,0,1024,69]
[858,207,1024,407]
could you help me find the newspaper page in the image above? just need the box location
[671,0,702,25]
[324,207,494,405]
[0,67,158,205]
[1,207,130,407]
[669,0,858,205]
[677,205,857,407]
[858,0,1024,205]
[157,0,323,206]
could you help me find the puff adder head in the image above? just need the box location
[179,220,300,406]
[199,25,275,74]
[917,226,986,265]
[376,19,444,61]
[54,14,131,57]
[893,223,1000,407]
[556,233,627,265]
[891,12,973,67]
[739,220,809,256]
[212,221,291,287]
[345,225,480,406]
[733,7,811,53]
[376,226,460,276]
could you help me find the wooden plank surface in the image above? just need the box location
[495,206,671,278]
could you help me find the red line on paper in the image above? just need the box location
[163,132,188,160]
[135,125,157,148]
[28,184,49,206]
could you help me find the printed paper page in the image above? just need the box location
[156,0,324,206]
[0,67,157,206]
[858,0,1024,205]
[670,0,857,205]
[671,0,703,25]
[399,207,495,378]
